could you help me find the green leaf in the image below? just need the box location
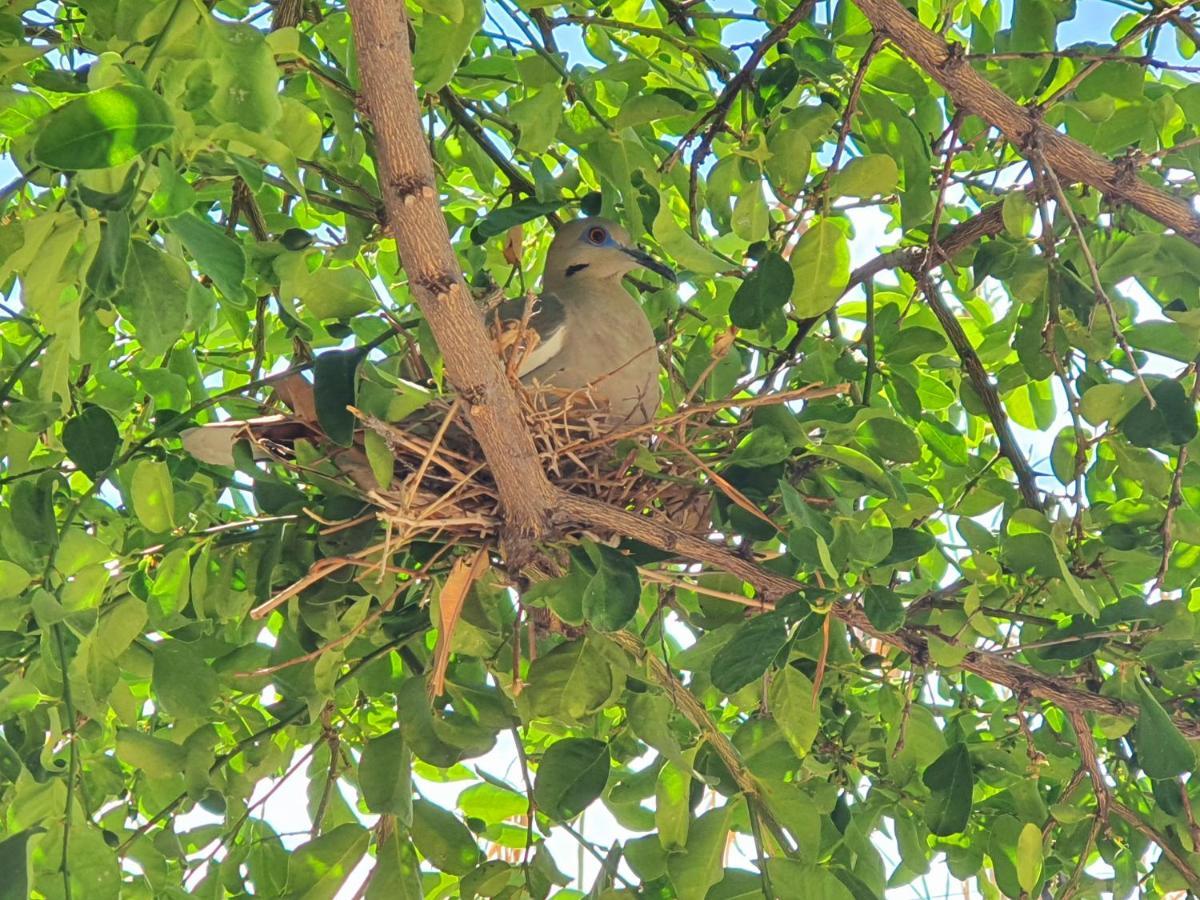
[808,443,894,496]
[359,730,413,822]
[653,197,728,274]
[298,266,377,320]
[789,219,850,317]
[923,743,973,836]
[130,459,175,532]
[730,251,793,330]
[731,182,769,242]
[284,823,369,899]
[510,88,562,153]
[210,22,283,131]
[85,209,130,298]
[115,729,186,780]
[1002,192,1034,238]
[1134,680,1195,779]
[0,829,36,900]
[1120,379,1199,448]
[769,664,819,757]
[765,128,812,195]
[169,212,247,304]
[62,406,118,480]
[414,0,464,22]
[614,92,692,129]
[0,561,31,601]
[763,860,855,899]
[113,241,191,356]
[666,803,736,899]
[881,528,935,566]
[581,545,640,632]
[654,758,692,850]
[313,348,366,446]
[533,737,610,821]
[830,154,898,198]
[1016,821,1043,893]
[863,585,904,633]
[521,638,616,724]
[711,612,789,693]
[1125,321,1200,363]
[728,427,791,468]
[34,85,173,170]
[412,0,484,92]
[470,199,564,244]
[856,417,921,464]
[410,798,481,875]
[153,640,217,719]
[397,678,495,767]
[366,828,423,900]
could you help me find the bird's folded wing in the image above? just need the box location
[492,293,567,377]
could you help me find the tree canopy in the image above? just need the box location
[3,0,1200,897]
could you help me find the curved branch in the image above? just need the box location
[555,492,1200,740]
[853,0,1200,245]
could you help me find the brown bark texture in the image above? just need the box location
[854,0,1200,245]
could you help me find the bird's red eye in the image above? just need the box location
[587,227,607,245]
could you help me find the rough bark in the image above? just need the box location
[854,0,1200,245]
[348,0,556,544]
[348,0,1200,761]
[557,493,1200,740]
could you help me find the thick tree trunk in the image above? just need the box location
[347,0,557,547]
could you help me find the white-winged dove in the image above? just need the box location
[180,216,671,468]
[493,216,673,428]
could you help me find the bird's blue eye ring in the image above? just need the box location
[587,226,607,245]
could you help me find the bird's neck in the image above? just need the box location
[543,272,623,298]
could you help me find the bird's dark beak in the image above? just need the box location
[621,245,676,283]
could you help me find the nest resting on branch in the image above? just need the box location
[225,361,841,622]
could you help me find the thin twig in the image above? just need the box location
[918,275,1045,510]
[1154,358,1200,591]
[1032,148,1155,406]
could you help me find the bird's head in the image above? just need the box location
[543,217,675,290]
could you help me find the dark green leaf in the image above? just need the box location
[879,528,934,566]
[711,612,789,693]
[359,730,413,822]
[62,406,118,480]
[0,829,37,900]
[1134,680,1195,779]
[410,798,481,875]
[313,348,366,446]
[581,544,640,632]
[471,199,565,244]
[731,251,793,330]
[923,743,973,836]
[169,212,247,304]
[1121,379,1199,448]
[533,737,610,821]
[863,585,904,633]
[85,209,130,298]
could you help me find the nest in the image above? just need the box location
[228,343,840,621]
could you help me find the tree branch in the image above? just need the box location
[438,88,538,196]
[853,0,1200,245]
[554,492,1200,740]
[348,0,557,545]
[919,274,1045,510]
